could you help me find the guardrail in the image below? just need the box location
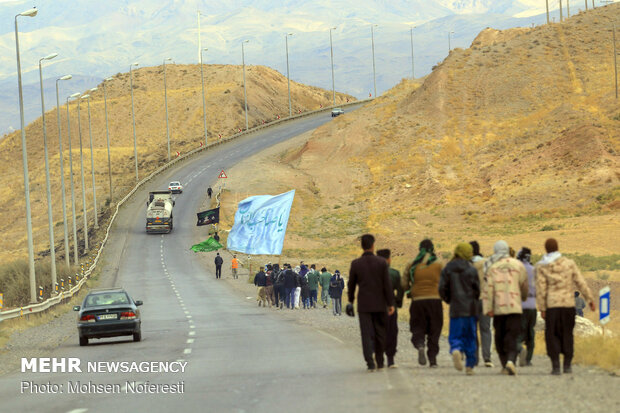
[0,99,372,322]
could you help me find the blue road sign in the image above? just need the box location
[599,286,610,325]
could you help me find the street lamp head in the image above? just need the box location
[89,87,98,92]
[131,62,139,67]
[81,94,90,99]
[40,53,58,62]
[165,57,172,61]
[59,75,72,81]
[243,39,249,43]
[287,32,294,36]
[70,92,80,98]
[105,77,113,82]
[203,48,208,51]
[19,7,37,17]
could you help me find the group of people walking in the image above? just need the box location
[346,234,595,376]
[253,263,346,315]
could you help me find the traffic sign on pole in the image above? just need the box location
[599,286,610,325]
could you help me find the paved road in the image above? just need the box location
[0,105,618,413]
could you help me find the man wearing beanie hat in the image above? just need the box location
[439,243,480,375]
[482,241,528,376]
[535,238,595,375]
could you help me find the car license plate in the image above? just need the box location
[97,314,117,320]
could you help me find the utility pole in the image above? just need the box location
[410,27,415,78]
[560,0,563,22]
[77,95,89,251]
[371,24,378,99]
[546,0,550,24]
[85,90,98,229]
[567,0,570,18]
[163,58,172,161]
[285,33,293,117]
[329,27,337,106]
[102,78,113,203]
[129,63,139,182]
[66,93,80,263]
[614,24,618,99]
[55,75,72,269]
[200,48,208,146]
[241,40,249,130]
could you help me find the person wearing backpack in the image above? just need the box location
[329,270,345,316]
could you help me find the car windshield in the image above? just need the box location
[85,292,130,307]
[170,182,180,186]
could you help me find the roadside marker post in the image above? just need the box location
[61,278,65,291]
[38,286,43,301]
[54,282,59,294]
[600,287,611,336]
[0,293,3,310]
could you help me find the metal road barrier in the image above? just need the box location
[0,99,372,322]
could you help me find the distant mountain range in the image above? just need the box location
[0,0,602,135]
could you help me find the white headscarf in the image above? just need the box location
[483,240,510,275]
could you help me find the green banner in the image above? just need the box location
[190,237,223,253]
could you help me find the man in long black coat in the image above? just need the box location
[347,234,395,371]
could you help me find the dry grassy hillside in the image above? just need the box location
[220,5,619,271]
[0,64,353,263]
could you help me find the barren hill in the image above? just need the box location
[220,4,619,269]
[0,64,353,262]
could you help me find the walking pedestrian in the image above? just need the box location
[293,266,302,309]
[307,264,320,308]
[347,234,395,371]
[375,249,404,368]
[329,270,345,316]
[516,247,536,367]
[482,240,528,376]
[265,265,275,308]
[273,264,285,309]
[319,267,332,308]
[300,268,310,309]
[536,238,595,375]
[214,253,223,279]
[254,267,267,307]
[470,240,493,368]
[574,291,586,317]
[207,186,213,199]
[439,243,480,376]
[401,240,443,368]
[231,255,239,279]
[283,264,297,309]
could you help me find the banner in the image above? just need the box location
[196,207,220,226]
[190,237,223,252]
[227,190,295,255]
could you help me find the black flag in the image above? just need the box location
[197,207,220,226]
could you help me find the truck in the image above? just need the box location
[146,190,175,233]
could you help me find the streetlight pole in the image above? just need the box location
[614,24,618,99]
[129,63,139,182]
[285,33,293,117]
[85,88,99,229]
[200,48,208,146]
[241,40,249,130]
[38,52,59,291]
[546,0,550,24]
[163,58,172,161]
[371,24,378,98]
[567,0,570,18]
[77,94,89,251]
[55,74,72,269]
[15,7,38,303]
[329,26,337,106]
[449,31,455,52]
[410,27,415,78]
[560,0,563,22]
[102,77,113,203]
[66,93,80,263]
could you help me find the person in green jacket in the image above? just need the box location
[319,267,333,308]
[377,249,404,368]
[307,264,320,308]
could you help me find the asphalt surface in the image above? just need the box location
[0,104,618,413]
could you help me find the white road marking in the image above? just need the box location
[186,315,192,319]
[184,348,192,354]
[186,338,194,344]
[184,311,189,315]
[189,325,195,329]
[189,331,196,336]
[316,329,345,344]
[66,409,88,413]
